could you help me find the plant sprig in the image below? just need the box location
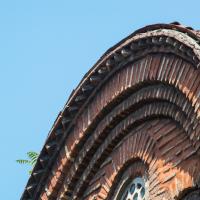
[16,151,39,174]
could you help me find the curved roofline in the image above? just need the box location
[21,22,200,199]
[63,22,200,109]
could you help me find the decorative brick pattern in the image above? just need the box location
[21,23,200,200]
[102,120,199,200]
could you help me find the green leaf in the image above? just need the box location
[16,159,30,164]
[27,151,39,166]
[16,151,39,174]
[27,151,38,160]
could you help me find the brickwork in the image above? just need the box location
[21,23,200,200]
[86,119,199,200]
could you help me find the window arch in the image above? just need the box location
[120,177,148,200]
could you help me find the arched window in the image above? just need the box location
[120,177,147,200]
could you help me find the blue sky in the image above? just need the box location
[0,0,199,199]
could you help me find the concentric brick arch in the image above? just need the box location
[58,54,200,199]
[93,119,199,200]
[107,159,148,200]
[21,23,200,200]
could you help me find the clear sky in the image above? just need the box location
[0,0,200,199]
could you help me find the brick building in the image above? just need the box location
[22,23,200,200]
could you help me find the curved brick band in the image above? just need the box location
[108,160,148,200]
[57,54,200,200]
[21,23,200,200]
[86,119,199,200]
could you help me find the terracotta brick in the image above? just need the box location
[21,23,200,200]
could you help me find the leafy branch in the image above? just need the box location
[16,151,39,174]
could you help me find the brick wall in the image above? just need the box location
[21,23,200,200]
[53,54,200,200]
